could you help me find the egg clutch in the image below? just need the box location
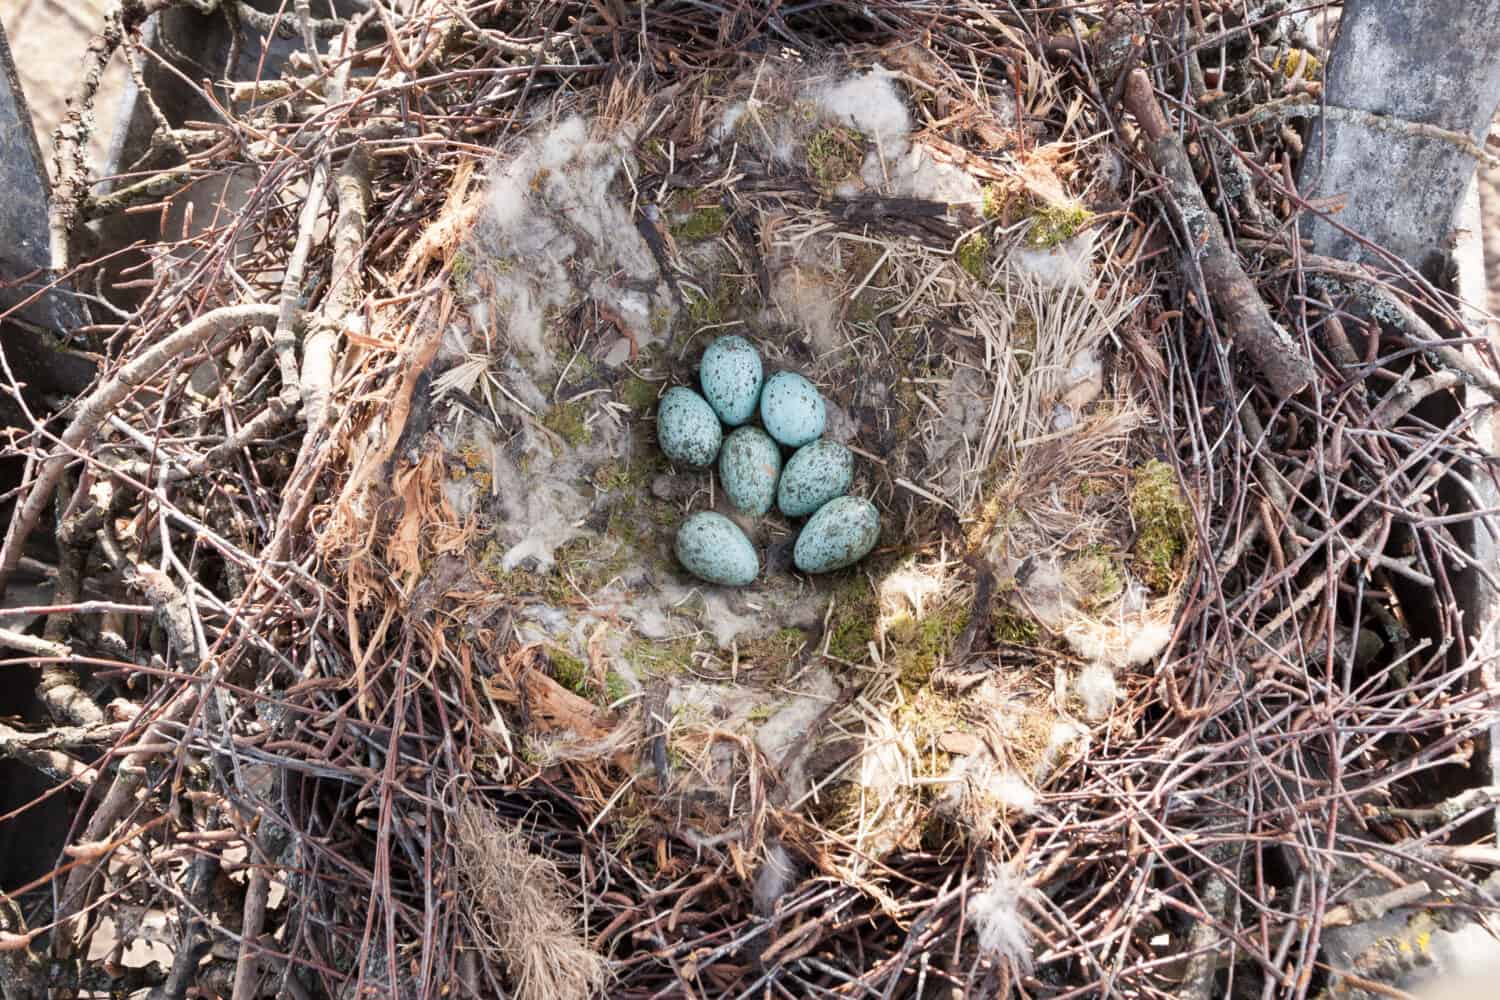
[655,335,881,587]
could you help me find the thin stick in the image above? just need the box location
[0,303,279,598]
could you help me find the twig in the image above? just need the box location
[0,626,68,658]
[0,302,279,598]
[1120,69,1316,398]
[303,142,369,431]
[1322,882,1430,928]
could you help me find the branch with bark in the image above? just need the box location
[1120,69,1317,399]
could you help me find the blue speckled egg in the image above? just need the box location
[778,439,853,517]
[700,335,763,426]
[657,387,722,468]
[720,427,782,516]
[676,512,759,586]
[759,371,826,447]
[793,496,880,574]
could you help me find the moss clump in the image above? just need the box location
[805,126,864,188]
[603,670,631,705]
[738,627,808,670]
[542,398,590,447]
[548,648,630,707]
[956,233,991,280]
[642,137,669,162]
[992,607,1041,645]
[480,541,574,606]
[449,249,473,290]
[592,460,631,492]
[1130,459,1190,592]
[1065,546,1124,613]
[824,575,878,661]
[1025,202,1093,250]
[684,281,737,328]
[896,688,964,780]
[549,649,588,694]
[620,376,659,411]
[625,636,698,677]
[808,779,863,830]
[887,601,971,691]
[671,204,728,242]
[981,184,1006,220]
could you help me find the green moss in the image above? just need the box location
[895,688,963,780]
[554,533,637,597]
[806,126,864,189]
[1065,545,1124,613]
[824,575,878,661]
[542,398,590,447]
[887,601,970,692]
[810,780,865,830]
[593,460,631,492]
[682,275,745,331]
[981,184,1006,220]
[619,375,659,411]
[737,627,808,672]
[450,249,472,286]
[625,636,698,677]
[604,670,631,705]
[1025,202,1094,250]
[481,532,624,606]
[684,287,720,327]
[992,607,1041,645]
[956,233,991,280]
[546,646,631,707]
[1130,459,1190,592]
[549,649,588,694]
[671,204,728,242]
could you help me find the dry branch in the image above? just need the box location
[1121,69,1316,398]
[0,302,279,597]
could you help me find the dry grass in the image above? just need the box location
[453,800,608,1000]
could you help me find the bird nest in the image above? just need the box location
[2,3,1497,999]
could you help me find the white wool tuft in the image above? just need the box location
[1061,608,1175,672]
[985,770,1039,814]
[1010,229,1097,289]
[879,562,946,620]
[1075,662,1118,721]
[753,842,798,916]
[875,143,984,205]
[1036,719,1089,780]
[970,867,1034,969]
[811,67,912,145]
[475,115,662,368]
[1125,620,1174,665]
[716,102,747,140]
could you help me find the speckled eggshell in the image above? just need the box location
[656,387,723,468]
[793,496,880,574]
[700,335,763,426]
[777,439,854,517]
[676,512,759,586]
[759,371,826,448]
[719,427,782,516]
